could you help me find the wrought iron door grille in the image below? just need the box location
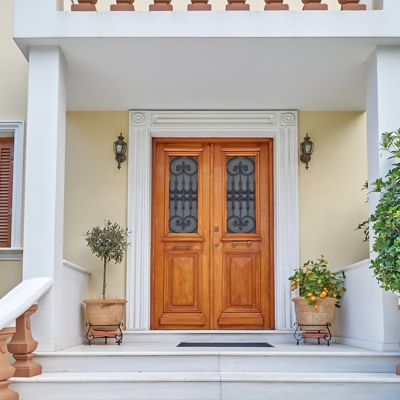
[226,157,256,233]
[169,157,198,233]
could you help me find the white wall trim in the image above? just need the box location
[127,110,298,331]
[0,121,25,256]
[336,259,370,274]
[63,259,91,275]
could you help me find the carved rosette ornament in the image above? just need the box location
[264,0,288,11]
[301,0,328,10]
[71,0,97,11]
[8,305,41,378]
[149,0,173,11]
[188,0,211,11]
[0,327,18,400]
[338,0,366,10]
[226,0,250,11]
[111,0,135,11]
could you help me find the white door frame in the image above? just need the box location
[126,110,299,331]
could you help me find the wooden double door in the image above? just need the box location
[151,139,274,330]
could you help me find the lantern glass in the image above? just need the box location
[300,134,314,155]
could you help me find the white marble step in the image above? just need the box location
[34,343,400,374]
[11,371,400,400]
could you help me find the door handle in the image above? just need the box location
[232,241,252,248]
[173,243,193,249]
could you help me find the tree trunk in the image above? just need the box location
[102,259,107,299]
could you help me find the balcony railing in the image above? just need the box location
[67,0,373,12]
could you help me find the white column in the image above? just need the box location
[126,112,152,330]
[366,46,400,350]
[23,46,67,350]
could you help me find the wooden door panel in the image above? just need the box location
[212,142,274,330]
[164,250,201,310]
[152,142,211,329]
[218,249,264,327]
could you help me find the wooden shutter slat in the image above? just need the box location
[0,138,13,247]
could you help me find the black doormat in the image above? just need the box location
[177,342,274,347]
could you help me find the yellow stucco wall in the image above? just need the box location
[64,112,129,300]
[298,112,369,271]
[64,111,369,299]
[0,0,27,298]
[0,0,28,121]
[65,0,341,11]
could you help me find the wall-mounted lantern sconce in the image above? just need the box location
[299,133,314,170]
[113,134,127,170]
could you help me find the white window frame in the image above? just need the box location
[0,121,24,260]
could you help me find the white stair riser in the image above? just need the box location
[12,381,400,400]
[122,332,296,343]
[35,354,400,374]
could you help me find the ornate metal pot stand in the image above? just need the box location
[294,322,332,346]
[85,323,123,345]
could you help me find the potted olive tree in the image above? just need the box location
[83,220,129,330]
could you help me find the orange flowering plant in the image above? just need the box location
[288,256,346,308]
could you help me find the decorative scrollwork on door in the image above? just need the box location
[226,157,256,233]
[169,157,198,233]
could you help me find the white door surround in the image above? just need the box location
[126,110,299,331]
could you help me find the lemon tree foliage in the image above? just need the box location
[85,220,130,299]
[368,129,400,293]
[288,256,346,309]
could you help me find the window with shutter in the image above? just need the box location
[0,138,14,247]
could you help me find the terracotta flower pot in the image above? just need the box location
[292,296,337,326]
[84,299,127,331]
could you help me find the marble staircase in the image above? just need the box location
[10,331,400,400]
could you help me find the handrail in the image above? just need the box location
[0,277,53,330]
[335,259,369,274]
[63,259,91,275]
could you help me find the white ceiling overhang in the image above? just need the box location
[13,1,400,111]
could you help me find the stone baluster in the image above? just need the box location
[7,305,41,378]
[71,0,97,11]
[0,327,18,400]
[265,0,288,10]
[188,0,211,11]
[338,0,366,10]
[302,0,327,10]
[111,0,135,11]
[149,0,173,11]
[226,0,249,11]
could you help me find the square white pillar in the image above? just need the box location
[365,46,400,350]
[23,46,67,350]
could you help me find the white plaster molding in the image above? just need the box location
[127,110,298,331]
[0,248,23,261]
[0,121,25,251]
[126,112,152,330]
[149,112,277,128]
[63,259,91,275]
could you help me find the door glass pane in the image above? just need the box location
[169,157,198,233]
[227,157,256,233]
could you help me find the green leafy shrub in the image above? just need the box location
[85,220,130,299]
[289,256,346,308]
[368,129,400,293]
